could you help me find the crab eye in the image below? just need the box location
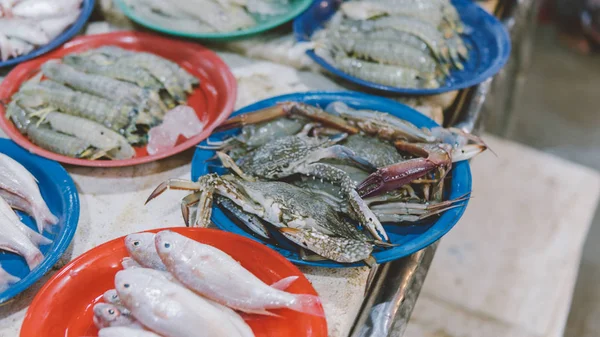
[108,309,115,315]
[164,242,171,249]
[133,241,140,246]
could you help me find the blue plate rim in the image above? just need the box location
[191,91,472,267]
[0,139,80,303]
[0,0,95,68]
[292,0,512,95]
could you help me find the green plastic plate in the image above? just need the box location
[115,0,314,41]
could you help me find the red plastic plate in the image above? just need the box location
[21,228,327,337]
[0,32,237,167]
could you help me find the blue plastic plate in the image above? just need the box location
[192,91,472,267]
[293,0,511,95]
[0,0,95,68]
[0,139,79,304]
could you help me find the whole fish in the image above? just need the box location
[38,10,81,40]
[93,303,141,329]
[129,268,253,336]
[155,231,322,316]
[0,197,44,270]
[0,153,58,233]
[124,233,166,271]
[115,269,253,337]
[0,265,20,292]
[0,196,51,247]
[99,326,162,337]
[0,18,49,45]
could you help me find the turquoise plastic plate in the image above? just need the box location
[115,0,314,41]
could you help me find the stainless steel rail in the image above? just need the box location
[348,1,535,335]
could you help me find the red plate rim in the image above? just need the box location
[21,227,328,337]
[0,31,237,168]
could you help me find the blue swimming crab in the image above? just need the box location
[215,101,487,199]
[146,174,376,263]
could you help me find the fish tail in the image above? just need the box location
[270,276,299,291]
[32,206,58,233]
[27,227,53,247]
[289,294,325,317]
[25,250,44,270]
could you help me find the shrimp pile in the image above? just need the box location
[312,0,468,89]
[122,0,291,34]
[0,0,82,62]
[6,46,201,160]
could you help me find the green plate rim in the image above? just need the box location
[115,0,314,40]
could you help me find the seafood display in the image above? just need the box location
[5,46,202,160]
[310,0,468,89]
[92,230,323,336]
[0,152,56,287]
[121,0,293,33]
[148,100,487,264]
[0,0,82,61]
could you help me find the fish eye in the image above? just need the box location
[112,294,118,299]
[164,242,171,249]
[108,309,115,315]
[124,283,130,288]
[133,241,140,246]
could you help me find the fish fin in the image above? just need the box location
[25,226,52,247]
[239,308,281,317]
[25,251,43,270]
[121,257,141,269]
[270,276,299,291]
[287,294,324,317]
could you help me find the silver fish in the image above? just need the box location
[124,233,166,271]
[0,197,44,270]
[11,0,81,19]
[0,18,49,45]
[121,257,142,269]
[98,327,162,337]
[115,269,253,337]
[0,196,51,247]
[0,153,58,233]
[93,303,141,329]
[155,231,321,316]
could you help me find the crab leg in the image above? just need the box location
[280,228,373,264]
[216,151,256,182]
[145,179,204,204]
[300,162,389,241]
[216,196,270,239]
[304,145,376,173]
[214,102,358,134]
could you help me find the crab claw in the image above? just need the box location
[215,104,288,132]
[357,143,486,198]
[356,158,439,198]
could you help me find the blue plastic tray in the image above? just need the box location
[0,139,80,304]
[293,0,511,95]
[0,0,95,68]
[192,91,472,267]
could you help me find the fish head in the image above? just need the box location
[93,303,121,323]
[124,232,157,260]
[114,269,150,303]
[102,289,120,305]
[154,230,190,264]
